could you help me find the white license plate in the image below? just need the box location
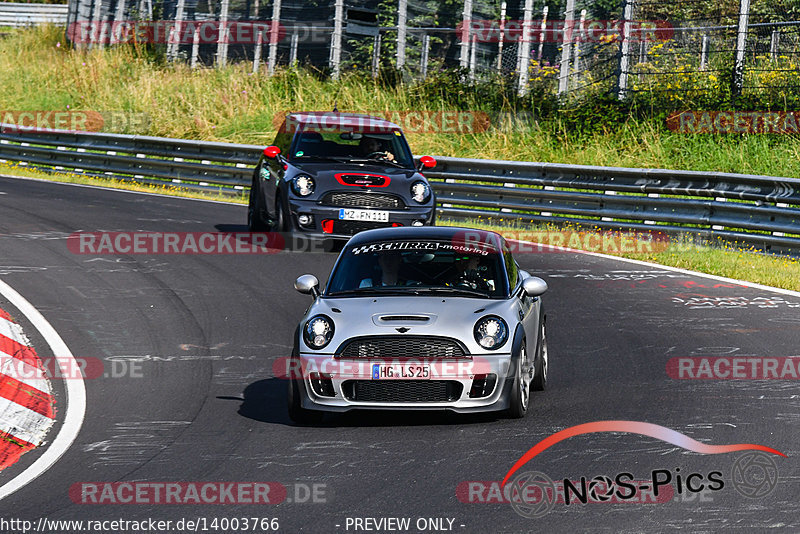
[339,208,389,222]
[371,363,430,380]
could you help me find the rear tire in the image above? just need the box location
[506,343,531,419]
[532,320,548,391]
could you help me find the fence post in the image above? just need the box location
[497,0,506,72]
[558,0,575,95]
[421,33,430,78]
[89,0,103,49]
[253,31,263,74]
[732,0,750,97]
[469,34,477,80]
[111,0,126,45]
[770,30,779,62]
[330,0,344,79]
[290,32,298,66]
[616,0,635,100]
[396,0,407,71]
[573,8,586,87]
[459,0,472,68]
[216,0,230,67]
[371,33,381,78]
[537,5,548,63]
[700,34,708,70]
[517,0,533,96]
[267,0,281,75]
[167,0,185,61]
[190,25,200,68]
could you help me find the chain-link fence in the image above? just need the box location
[65,0,800,103]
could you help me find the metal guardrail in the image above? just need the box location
[0,3,68,27]
[1,124,799,254]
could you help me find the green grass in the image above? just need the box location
[3,26,800,179]
[2,26,800,291]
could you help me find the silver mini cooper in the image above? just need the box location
[287,226,548,423]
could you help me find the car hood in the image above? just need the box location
[300,295,521,355]
[291,162,421,185]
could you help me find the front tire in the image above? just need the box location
[532,320,548,391]
[275,195,291,233]
[287,377,324,424]
[247,179,269,231]
[506,343,531,419]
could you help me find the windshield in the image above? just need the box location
[289,129,415,168]
[325,240,508,298]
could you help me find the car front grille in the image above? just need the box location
[342,380,463,402]
[337,336,469,359]
[321,192,404,209]
[331,220,393,235]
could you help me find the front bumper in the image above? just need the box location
[286,197,435,239]
[293,353,514,413]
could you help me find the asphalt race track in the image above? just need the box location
[0,174,798,533]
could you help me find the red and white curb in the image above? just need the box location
[0,308,55,470]
[0,279,85,501]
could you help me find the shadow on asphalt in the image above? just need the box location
[230,378,503,428]
[213,225,344,253]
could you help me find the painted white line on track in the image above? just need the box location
[509,238,800,298]
[0,173,243,206]
[0,279,86,501]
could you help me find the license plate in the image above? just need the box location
[339,208,389,222]
[371,363,430,380]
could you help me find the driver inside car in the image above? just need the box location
[358,136,395,162]
[446,255,495,292]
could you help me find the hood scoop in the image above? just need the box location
[372,314,436,327]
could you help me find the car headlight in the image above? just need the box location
[474,316,508,350]
[410,181,431,203]
[303,315,334,349]
[292,174,315,196]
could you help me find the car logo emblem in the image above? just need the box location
[396,327,410,333]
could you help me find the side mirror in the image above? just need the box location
[294,274,320,297]
[521,276,548,297]
[417,156,436,171]
[263,145,281,159]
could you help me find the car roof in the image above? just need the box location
[344,226,506,250]
[284,112,402,132]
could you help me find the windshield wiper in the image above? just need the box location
[413,287,491,298]
[326,287,417,297]
[345,158,410,169]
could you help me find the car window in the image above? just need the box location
[289,128,414,168]
[326,240,507,298]
[502,242,519,293]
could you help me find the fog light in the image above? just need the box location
[412,220,424,227]
[298,214,312,226]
